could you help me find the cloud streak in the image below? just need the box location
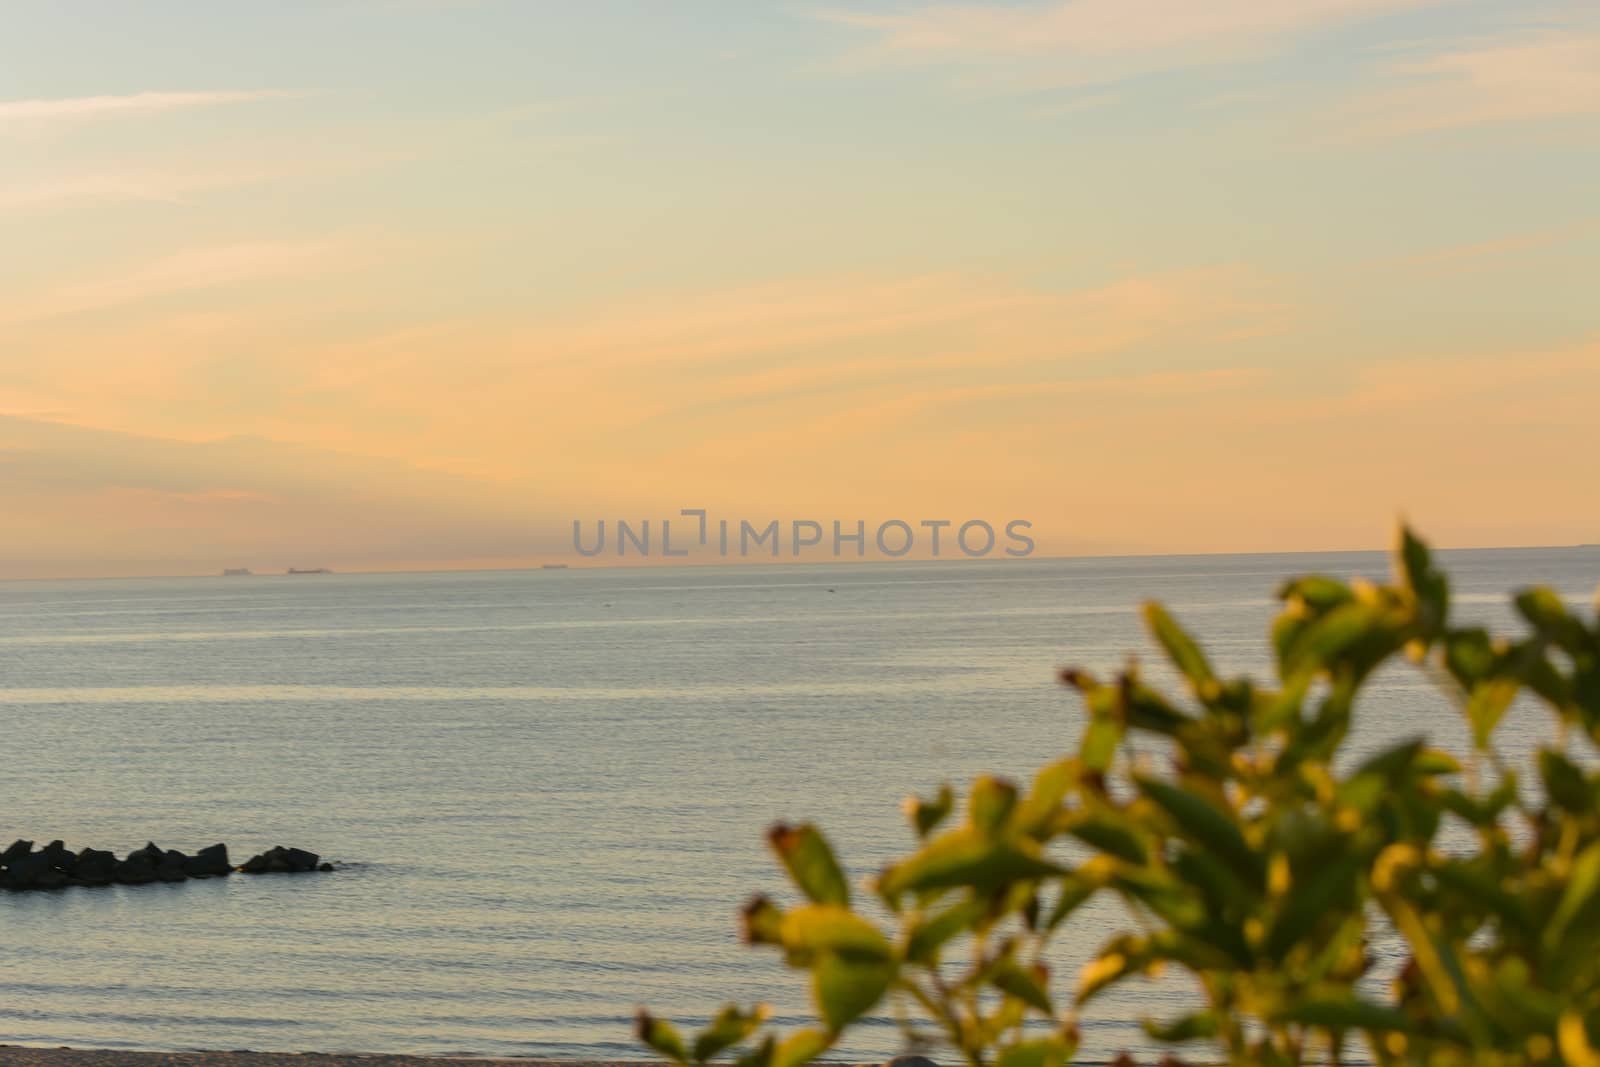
[817,0,1447,88]
[0,414,572,578]
[0,240,361,326]
[0,89,303,128]
[1337,28,1600,136]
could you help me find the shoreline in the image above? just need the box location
[0,1052,659,1066]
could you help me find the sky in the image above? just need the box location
[1,0,1597,577]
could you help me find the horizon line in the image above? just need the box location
[3,540,1595,584]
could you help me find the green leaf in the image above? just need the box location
[1385,894,1469,1018]
[1438,780,1518,828]
[1414,748,1462,776]
[1142,1011,1218,1043]
[1444,628,1495,687]
[1077,937,1143,1003]
[1043,874,1097,932]
[732,1036,774,1067]
[1396,525,1448,634]
[1465,678,1519,748]
[778,905,890,961]
[1264,852,1361,959]
[1135,776,1262,888]
[1080,716,1122,772]
[768,824,850,907]
[989,956,1054,1015]
[1283,601,1403,676]
[1253,673,1310,734]
[1545,841,1600,955]
[771,1029,828,1067]
[905,785,954,839]
[1111,868,1209,931]
[1272,997,1413,1032]
[1069,814,1149,865]
[1015,758,1077,838]
[1145,603,1218,697]
[812,953,892,1033]
[1516,587,1587,646]
[878,828,1063,899]
[904,897,986,964]
[996,1037,1072,1067]
[1539,748,1591,813]
[1431,862,1532,936]
[1351,736,1426,781]
[969,775,1019,836]
[692,1005,772,1063]
[1273,611,1311,677]
[638,1011,691,1064]
[1123,679,1191,735]
[742,896,785,946]
[1279,575,1355,612]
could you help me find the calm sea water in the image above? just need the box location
[1,550,1596,1061]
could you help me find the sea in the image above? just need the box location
[1,548,1595,1062]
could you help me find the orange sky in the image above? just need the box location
[2,2,1598,576]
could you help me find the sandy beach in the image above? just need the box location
[0,1052,656,1067]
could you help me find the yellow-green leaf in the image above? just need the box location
[779,905,890,961]
[990,957,1053,1015]
[772,1029,828,1067]
[813,953,892,1033]
[904,897,986,964]
[905,785,954,839]
[969,775,1019,836]
[692,1005,772,1063]
[768,824,850,907]
[638,1011,691,1064]
[878,828,1063,899]
[996,1037,1071,1067]
[1145,602,1217,696]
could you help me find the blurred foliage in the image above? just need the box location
[637,528,1600,1067]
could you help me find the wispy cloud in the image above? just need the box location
[816,0,1447,89]
[1337,27,1600,136]
[0,240,359,326]
[1377,217,1600,275]
[0,89,303,128]
[0,414,568,578]
[1343,338,1600,427]
[0,142,413,215]
[0,168,276,212]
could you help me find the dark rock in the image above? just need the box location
[126,841,164,864]
[33,867,68,891]
[39,840,76,875]
[239,845,324,874]
[284,847,319,872]
[184,843,231,877]
[74,848,117,886]
[115,853,158,885]
[156,850,190,883]
[9,851,59,890]
[884,1057,942,1067]
[4,838,328,888]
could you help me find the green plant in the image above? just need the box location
[637,529,1600,1067]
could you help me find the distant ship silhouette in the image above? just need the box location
[287,568,333,575]
[222,568,253,577]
